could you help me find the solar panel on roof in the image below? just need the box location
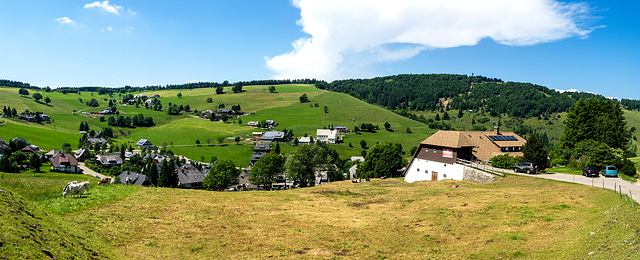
[489,135,518,141]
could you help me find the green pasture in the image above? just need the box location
[167,144,254,167]
[0,170,140,215]
[0,120,80,150]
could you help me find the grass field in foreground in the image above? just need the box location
[56,175,640,259]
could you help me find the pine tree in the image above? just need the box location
[523,134,549,169]
[274,143,281,154]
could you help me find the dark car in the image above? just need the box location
[513,162,537,174]
[582,166,599,177]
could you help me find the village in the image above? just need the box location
[0,118,530,193]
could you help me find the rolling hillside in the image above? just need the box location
[2,75,640,166]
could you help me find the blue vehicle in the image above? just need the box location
[601,165,618,177]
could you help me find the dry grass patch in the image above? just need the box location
[68,175,639,259]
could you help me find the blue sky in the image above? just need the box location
[0,1,638,99]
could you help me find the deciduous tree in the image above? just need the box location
[356,141,405,178]
[285,144,327,187]
[250,153,284,189]
[203,159,240,190]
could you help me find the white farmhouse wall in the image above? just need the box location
[404,158,464,183]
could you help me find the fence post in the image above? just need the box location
[620,185,622,199]
[630,190,634,209]
[602,179,604,189]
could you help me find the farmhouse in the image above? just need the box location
[95,153,123,167]
[335,126,348,133]
[265,120,276,127]
[176,164,205,188]
[133,94,147,99]
[0,138,7,148]
[51,153,79,173]
[97,107,113,114]
[316,129,337,144]
[44,149,61,160]
[252,132,263,138]
[260,131,285,143]
[19,114,35,122]
[250,143,271,164]
[144,99,154,106]
[404,127,523,183]
[298,136,311,145]
[88,137,108,146]
[217,108,232,115]
[74,148,92,162]
[247,121,260,127]
[149,94,160,98]
[20,145,40,156]
[136,139,153,148]
[119,171,153,186]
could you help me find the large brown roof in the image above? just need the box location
[51,153,78,166]
[419,129,526,162]
[420,131,475,148]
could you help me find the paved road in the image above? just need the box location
[516,171,640,203]
[77,162,108,179]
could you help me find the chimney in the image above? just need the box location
[493,126,500,136]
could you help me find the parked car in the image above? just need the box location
[582,166,599,177]
[513,162,537,174]
[601,165,618,177]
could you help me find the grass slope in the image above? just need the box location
[0,190,114,259]
[59,176,639,259]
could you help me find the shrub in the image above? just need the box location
[491,154,519,169]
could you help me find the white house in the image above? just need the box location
[299,136,311,145]
[136,139,153,148]
[316,129,337,144]
[404,158,465,183]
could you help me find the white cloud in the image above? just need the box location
[54,17,76,24]
[83,1,123,15]
[126,26,135,34]
[128,7,136,15]
[266,0,599,81]
[101,26,113,32]
[554,88,580,93]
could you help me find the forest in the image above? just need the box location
[322,74,610,118]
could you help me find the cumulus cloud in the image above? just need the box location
[54,17,76,24]
[126,26,135,34]
[84,1,123,15]
[101,26,113,32]
[266,0,599,81]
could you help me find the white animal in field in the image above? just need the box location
[80,181,90,193]
[98,177,113,186]
[62,181,88,198]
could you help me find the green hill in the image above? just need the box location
[0,190,113,259]
[2,75,640,166]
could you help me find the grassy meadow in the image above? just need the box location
[0,84,431,163]
[1,171,639,259]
